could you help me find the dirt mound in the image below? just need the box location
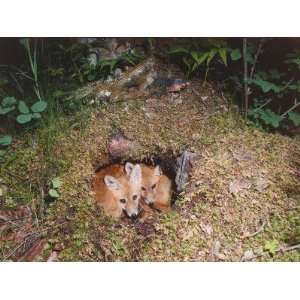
[1,59,299,261]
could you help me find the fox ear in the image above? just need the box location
[154,165,162,176]
[130,164,142,185]
[104,175,121,191]
[125,162,134,175]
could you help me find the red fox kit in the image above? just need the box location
[92,163,142,219]
[125,162,172,211]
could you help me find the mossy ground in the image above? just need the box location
[1,80,299,261]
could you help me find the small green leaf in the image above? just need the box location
[51,177,62,189]
[0,149,6,156]
[31,101,47,113]
[264,240,279,255]
[288,111,300,126]
[230,48,242,61]
[16,114,32,124]
[2,96,17,107]
[49,189,59,198]
[87,74,96,81]
[0,106,15,115]
[18,100,30,114]
[251,78,281,93]
[245,52,255,65]
[0,135,12,146]
[191,51,209,65]
[32,112,41,119]
[259,109,282,128]
[167,47,189,54]
[218,48,227,66]
[206,49,217,66]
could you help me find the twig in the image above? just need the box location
[280,98,300,118]
[281,78,294,91]
[2,239,27,261]
[243,243,300,261]
[243,38,248,118]
[242,218,267,239]
[252,98,273,112]
[249,39,265,81]
[1,221,68,261]
[5,170,28,182]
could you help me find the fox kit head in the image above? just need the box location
[141,165,162,205]
[126,163,162,205]
[104,163,142,219]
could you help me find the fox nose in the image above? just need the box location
[130,213,138,219]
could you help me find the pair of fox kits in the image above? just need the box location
[93,162,171,219]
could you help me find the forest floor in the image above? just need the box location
[0,69,299,261]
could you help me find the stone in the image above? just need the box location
[175,150,198,192]
[107,132,138,159]
[96,90,111,101]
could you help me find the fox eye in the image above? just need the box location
[141,187,146,191]
[120,198,126,204]
[132,195,138,200]
[151,184,157,189]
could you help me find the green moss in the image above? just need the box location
[1,83,299,261]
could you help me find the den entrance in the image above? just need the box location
[93,135,197,221]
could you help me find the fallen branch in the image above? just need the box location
[242,217,267,239]
[280,98,300,118]
[242,243,300,261]
[252,98,273,112]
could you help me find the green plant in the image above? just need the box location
[81,49,143,82]
[168,40,240,80]
[16,100,47,124]
[248,107,282,129]
[248,99,300,130]
[49,177,62,198]
[225,38,300,131]
[0,135,12,162]
[0,95,47,125]
[0,96,17,115]
[264,239,279,255]
[20,38,43,101]
[0,135,12,146]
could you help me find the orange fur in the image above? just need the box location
[92,163,142,219]
[140,164,172,211]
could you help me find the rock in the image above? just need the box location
[107,132,138,159]
[166,79,190,93]
[114,68,123,78]
[95,90,111,101]
[175,150,198,192]
[104,76,114,83]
